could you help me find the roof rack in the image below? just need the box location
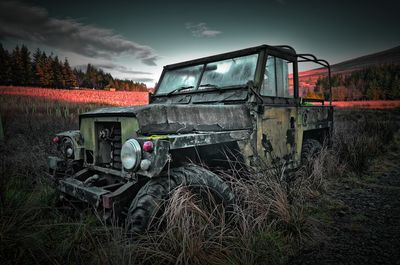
[296,53,332,106]
[273,45,297,54]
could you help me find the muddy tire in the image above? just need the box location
[301,139,322,164]
[126,165,235,234]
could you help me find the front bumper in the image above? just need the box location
[48,156,65,172]
[48,155,137,211]
[58,177,109,207]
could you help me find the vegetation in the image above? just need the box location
[0,86,149,106]
[0,94,399,264]
[0,43,148,91]
[315,64,400,101]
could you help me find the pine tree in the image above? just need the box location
[38,52,49,87]
[32,48,43,86]
[20,45,33,85]
[52,56,63,88]
[62,58,77,88]
[73,68,84,88]
[0,44,12,85]
[43,53,54,87]
[11,46,23,85]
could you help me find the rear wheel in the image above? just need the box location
[126,165,235,234]
[301,138,322,164]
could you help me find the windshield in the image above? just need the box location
[157,65,203,94]
[156,53,259,95]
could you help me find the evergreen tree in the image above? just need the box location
[11,46,23,85]
[43,53,54,87]
[51,56,63,88]
[32,48,43,86]
[62,58,77,88]
[1,42,148,91]
[73,68,85,88]
[0,44,12,85]
[38,52,51,87]
[20,45,33,85]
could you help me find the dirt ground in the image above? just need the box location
[289,131,400,265]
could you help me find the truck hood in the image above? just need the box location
[80,104,253,134]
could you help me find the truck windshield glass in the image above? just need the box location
[156,53,259,95]
[157,65,203,94]
[200,54,258,89]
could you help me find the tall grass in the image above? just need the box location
[332,109,399,174]
[72,164,314,265]
[1,94,399,264]
[0,95,110,265]
[0,86,149,106]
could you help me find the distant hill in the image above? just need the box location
[331,46,400,74]
[297,45,400,96]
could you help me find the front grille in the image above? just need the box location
[96,122,122,170]
[111,129,122,170]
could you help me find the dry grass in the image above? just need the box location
[0,86,149,106]
[332,109,399,174]
[1,93,399,265]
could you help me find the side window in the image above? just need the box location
[261,55,294,98]
[262,55,276,96]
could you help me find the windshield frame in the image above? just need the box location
[154,48,263,97]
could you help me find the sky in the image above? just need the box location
[0,0,399,87]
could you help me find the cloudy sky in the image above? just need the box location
[0,0,399,86]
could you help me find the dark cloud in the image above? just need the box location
[74,63,155,82]
[0,0,158,66]
[93,63,153,75]
[185,23,221,38]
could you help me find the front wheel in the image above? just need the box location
[126,165,235,234]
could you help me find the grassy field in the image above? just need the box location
[329,100,400,109]
[0,86,149,106]
[0,93,399,265]
[2,86,400,109]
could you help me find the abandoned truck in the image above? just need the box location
[48,44,333,233]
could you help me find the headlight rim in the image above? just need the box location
[61,137,74,159]
[121,139,142,171]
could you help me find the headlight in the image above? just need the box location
[121,139,142,170]
[61,137,74,159]
[66,147,74,158]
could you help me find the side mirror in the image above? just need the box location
[148,92,154,104]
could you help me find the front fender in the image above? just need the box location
[56,130,84,160]
[135,139,170,178]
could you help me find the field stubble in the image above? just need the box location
[0,94,399,265]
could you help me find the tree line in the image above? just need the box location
[0,43,148,92]
[314,64,400,101]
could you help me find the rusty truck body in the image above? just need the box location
[48,44,333,233]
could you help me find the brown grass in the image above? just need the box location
[0,86,149,106]
[1,93,399,265]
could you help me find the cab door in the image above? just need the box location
[256,54,298,168]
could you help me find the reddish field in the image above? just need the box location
[307,100,400,109]
[1,86,399,109]
[0,86,149,106]
[330,100,400,109]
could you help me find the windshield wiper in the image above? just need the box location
[199,84,220,89]
[166,86,194,96]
